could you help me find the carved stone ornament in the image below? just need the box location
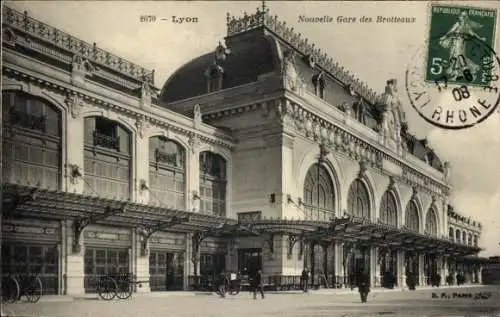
[282,50,300,91]
[189,134,201,154]
[72,54,96,75]
[304,54,315,68]
[3,28,17,46]
[193,104,202,126]
[358,159,368,178]
[135,116,149,139]
[65,93,84,119]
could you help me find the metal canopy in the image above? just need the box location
[2,183,235,233]
[236,215,481,256]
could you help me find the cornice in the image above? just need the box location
[2,65,235,151]
[200,94,449,198]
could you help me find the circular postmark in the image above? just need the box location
[406,32,500,129]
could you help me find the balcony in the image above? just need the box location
[93,131,120,151]
[155,149,177,166]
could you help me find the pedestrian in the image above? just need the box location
[252,269,265,299]
[357,269,370,303]
[217,272,229,298]
[301,267,310,292]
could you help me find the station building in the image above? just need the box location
[1,5,484,296]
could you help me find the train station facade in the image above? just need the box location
[1,5,484,296]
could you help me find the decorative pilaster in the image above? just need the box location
[418,254,425,286]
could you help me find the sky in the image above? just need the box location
[5,1,500,257]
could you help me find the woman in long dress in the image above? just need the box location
[438,11,486,81]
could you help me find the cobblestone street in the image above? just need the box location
[3,286,500,317]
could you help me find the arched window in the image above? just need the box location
[425,208,438,237]
[2,91,62,189]
[379,191,398,226]
[148,137,185,209]
[449,227,454,240]
[467,233,472,246]
[347,179,370,219]
[199,151,226,217]
[473,235,478,247]
[83,117,132,200]
[462,231,467,245]
[405,200,419,232]
[303,163,335,221]
[455,229,461,243]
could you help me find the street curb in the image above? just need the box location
[10,285,488,303]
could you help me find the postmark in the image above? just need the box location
[405,5,499,130]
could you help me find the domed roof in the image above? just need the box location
[159,31,278,103]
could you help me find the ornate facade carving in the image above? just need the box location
[378,79,406,152]
[188,134,201,154]
[193,104,202,128]
[282,50,304,93]
[135,116,150,139]
[226,5,380,104]
[64,92,85,119]
[3,7,155,84]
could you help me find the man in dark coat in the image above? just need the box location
[252,269,265,299]
[301,267,310,293]
[358,270,370,303]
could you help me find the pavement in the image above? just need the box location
[2,285,500,317]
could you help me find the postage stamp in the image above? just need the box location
[406,4,500,130]
[426,5,497,86]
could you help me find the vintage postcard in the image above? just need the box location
[1,1,499,317]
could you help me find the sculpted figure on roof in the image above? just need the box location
[378,79,406,152]
[282,50,303,92]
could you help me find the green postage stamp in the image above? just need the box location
[426,4,497,87]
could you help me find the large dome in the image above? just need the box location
[159,31,279,103]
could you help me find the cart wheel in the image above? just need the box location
[98,276,117,301]
[116,281,132,300]
[1,276,20,304]
[25,275,43,303]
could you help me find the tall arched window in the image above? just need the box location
[467,233,472,246]
[462,231,467,245]
[148,137,185,209]
[199,151,226,217]
[83,117,132,200]
[379,191,398,226]
[449,227,454,240]
[455,229,461,243]
[473,235,478,247]
[303,163,335,221]
[2,91,62,189]
[347,179,370,218]
[425,208,438,237]
[405,200,419,232]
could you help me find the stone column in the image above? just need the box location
[135,229,150,293]
[418,253,425,286]
[65,219,85,295]
[398,250,406,288]
[375,247,381,288]
[334,242,343,288]
[477,266,482,284]
[440,255,448,287]
[370,247,377,288]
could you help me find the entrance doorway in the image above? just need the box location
[405,251,419,286]
[149,251,185,291]
[2,243,59,295]
[238,248,262,276]
[345,246,370,287]
[424,254,438,286]
[380,249,397,288]
[84,248,129,293]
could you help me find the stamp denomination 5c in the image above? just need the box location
[406,5,499,129]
